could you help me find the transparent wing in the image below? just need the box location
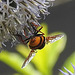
[45,34,64,44]
[21,50,36,68]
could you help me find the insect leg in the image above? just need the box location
[23,29,28,38]
[36,26,44,35]
[16,34,30,44]
[16,34,26,44]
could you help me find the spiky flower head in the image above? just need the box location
[59,64,75,75]
[0,0,55,50]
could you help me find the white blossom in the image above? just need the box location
[0,0,54,49]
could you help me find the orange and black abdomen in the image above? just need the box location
[29,35,45,50]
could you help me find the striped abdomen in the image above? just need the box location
[29,35,45,50]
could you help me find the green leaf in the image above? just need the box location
[0,51,41,75]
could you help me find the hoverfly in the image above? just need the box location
[17,22,64,68]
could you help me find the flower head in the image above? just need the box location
[59,63,75,75]
[0,0,54,49]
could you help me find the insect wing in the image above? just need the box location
[46,34,64,44]
[22,50,36,68]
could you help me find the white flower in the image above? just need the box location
[0,0,54,49]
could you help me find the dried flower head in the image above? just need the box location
[0,0,54,50]
[59,63,75,75]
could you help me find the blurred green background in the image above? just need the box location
[0,0,75,75]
